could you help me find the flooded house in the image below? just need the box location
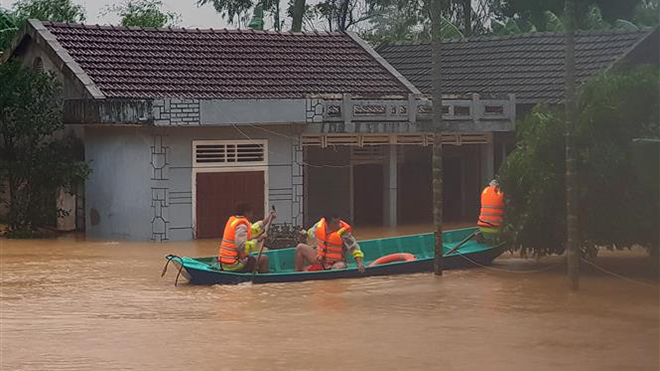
[376,27,659,222]
[4,20,515,240]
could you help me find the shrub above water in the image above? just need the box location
[500,66,659,256]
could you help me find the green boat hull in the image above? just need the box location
[165,227,506,285]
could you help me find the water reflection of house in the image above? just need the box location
[5,20,517,240]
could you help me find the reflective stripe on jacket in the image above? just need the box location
[219,216,253,265]
[315,218,351,264]
[477,185,505,229]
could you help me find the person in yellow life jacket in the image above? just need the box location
[218,203,272,273]
[477,179,505,240]
[294,214,365,273]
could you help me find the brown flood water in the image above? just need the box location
[1,226,658,371]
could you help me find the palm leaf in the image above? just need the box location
[0,9,18,51]
[584,5,609,30]
[613,19,639,30]
[0,9,18,30]
[543,10,564,32]
[504,18,522,34]
[491,19,507,35]
[440,15,463,39]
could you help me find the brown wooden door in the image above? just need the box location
[195,171,265,239]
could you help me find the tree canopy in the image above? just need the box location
[12,0,85,23]
[500,66,660,256]
[0,61,90,236]
[103,0,180,28]
[0,0,85,50]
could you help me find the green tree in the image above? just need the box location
[490,0,651,31]
[491,3,650,36]
[633,0,659,26]
[104,0,180,28]
[12,0,86,23]
[499,66,660,257]
[310,0,376,32]
[360,4,431,43]
[0,8,19,51]
[198,0,282,30]
[197,0,252,26]
[361,0,465,44]
[248,3,265,29]
[1,0,85,52]
[0,61,90,236]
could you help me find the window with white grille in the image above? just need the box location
[193,140,267,167]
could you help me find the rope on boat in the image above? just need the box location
[456,252,658,288]
[455,252,562,274]
[161,254,185,287]
[580,257,658,289]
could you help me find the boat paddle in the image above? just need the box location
[251,205,275,281]
[444,230,480,257]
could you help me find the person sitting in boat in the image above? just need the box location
[219,203,273,273]
[294,214,365,273]
[477,179,505,241]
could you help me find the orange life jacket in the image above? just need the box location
[219,216,252,265]
[315,218,351,264]
[478,185,505,228]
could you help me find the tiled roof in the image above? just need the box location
[376,29,657,104]
[41,22,413,99]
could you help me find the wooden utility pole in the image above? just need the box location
[291,0,306,32]
[430,0,444,275]
[463,0,472,36]
[565,0,580,290]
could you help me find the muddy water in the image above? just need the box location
[1,230,658,371]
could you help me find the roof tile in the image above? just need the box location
[42,22,411,99]
[376,29,656,104]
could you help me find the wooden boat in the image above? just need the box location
[163,227,506,285]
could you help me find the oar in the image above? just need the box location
[252,205,276,281]
[444,230,479,257]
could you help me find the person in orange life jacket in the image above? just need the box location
[218,203,273,273]
[477,179,505,241]
[294,214,366,273]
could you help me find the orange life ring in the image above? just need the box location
[368,253,417,267]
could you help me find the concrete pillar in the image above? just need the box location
[349,164,355,223]
[383,144,398,227]
[481,133,495,186]
[292,141,304,227]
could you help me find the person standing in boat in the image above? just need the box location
[294,214,366,273]
[219,203,274,273]
[477,179,505,241]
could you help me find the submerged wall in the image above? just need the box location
[84,125,303,241]
[85,126,154,240]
